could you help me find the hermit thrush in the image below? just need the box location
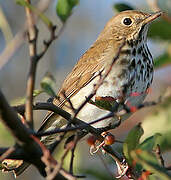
[14,10,161,175]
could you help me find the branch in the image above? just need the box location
[25,0,38,128]
[32,102,124,163]
[0,147,15,162]
[24,0,58,128]
[0,89,47,176]
[154,144,165,167]
[0,147,30,160]
[0,0,53,70]
[69,135,78,175]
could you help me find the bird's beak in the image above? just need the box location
[143,11,162,25]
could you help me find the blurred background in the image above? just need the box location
[0,0,171,179]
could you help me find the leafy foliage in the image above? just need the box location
[131,150,171,179]
[142,95,171,151]
[56,0,79,22]
[148,19,171,40]
[16,0,53,28]
[113,3,134,12]
[89,97,118,111]
[123,123,144,165]
[40,72,56,97]
[154,53,171,68]
[11,89,43,106]
[11,73,56,106]
[138,133,161,151]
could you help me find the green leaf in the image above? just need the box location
[141,95,171,150]
[33,89,44,97]
[157,131,171,151]
[56,0,79,22]
[148,175,159,180]
[131,150,171,180]
[16,0,53,28]
[123,123,144,165]
[40,72,56,97]
[11,89,43,106]
[89,97,118,111]
[113,3,134,12]
[138,133,162,151]
[154,53,171,68]
[83,169,115,180]
[148,19,171,40]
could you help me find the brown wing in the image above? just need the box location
[55,39,115,106]
[39,39,118,132]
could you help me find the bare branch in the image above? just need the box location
[24,0,59,128]
[0,0,52,70]
[69,135,78,175]
[154,144,165,167]
[0,147,15,162]
[0,89,47,176]
[62,90,76,113]
[24,0,38,128]
[0,147,30,160]
[32,102,124,164]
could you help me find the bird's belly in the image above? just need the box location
[70,75,128,128]
[70,55,153,128]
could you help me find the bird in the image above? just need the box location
[14,10,162,175]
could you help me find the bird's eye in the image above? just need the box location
[122,17,133,26]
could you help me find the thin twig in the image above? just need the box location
[32,102,124,163]
[166,166,171,171]
[0,0,53,70]
[0,89,47,177]
[36,125,81,137]
[62,90,76,113]
[154,144,165,167]
[37,25,57,59]
[69,135,78,174]
[13,101,124,166]
[0,147,15,162]
[46,142,73,180]
[24,0,58,128]
[123,96,162,113]
[25,0,38,128]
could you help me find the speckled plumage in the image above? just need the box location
[39,10,160,132]
[14,10,162,176]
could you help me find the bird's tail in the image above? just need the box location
[13,113,68,176]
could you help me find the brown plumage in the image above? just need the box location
[14,10,162,176]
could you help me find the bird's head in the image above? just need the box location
[98,10,162,43]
